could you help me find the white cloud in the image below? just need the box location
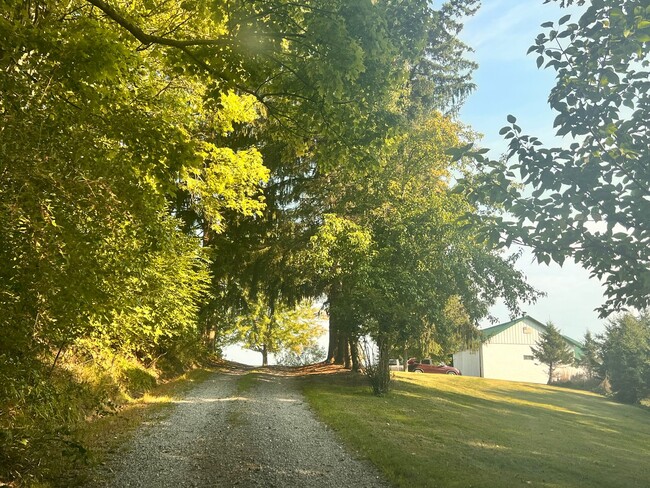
[465,3,539,52]
[462,1,584,62]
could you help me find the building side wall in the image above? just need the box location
[454,317,584,384]
[481,343,549,383]
[452,350,481,377]
[555,365,586,382]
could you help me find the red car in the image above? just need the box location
[407,358,461,375]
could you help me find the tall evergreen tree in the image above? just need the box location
[600,312,650,404]
[579,330,603,380]
[531,323,575,384]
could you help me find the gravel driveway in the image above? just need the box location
[97,367,391,487]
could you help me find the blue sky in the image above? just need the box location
[458,0,607,339]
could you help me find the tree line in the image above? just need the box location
[1,0,538,392]
[535,311,650,404]
[580,311,650,404]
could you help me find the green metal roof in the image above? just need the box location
[562,334,585,360]
[480,315,584,359]
[480,315,546,340]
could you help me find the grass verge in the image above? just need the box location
[235,371,260,395]
[302,371,650,488]
[57,367,217,487]
[226,371,259,428]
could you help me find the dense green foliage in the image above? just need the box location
[233,298,323,366]
[530,322,575,384]
[578,330,603,379]
[305,113,539,387]
[600,312,650,403]
[582,311,650,404]
[461,0,650,316]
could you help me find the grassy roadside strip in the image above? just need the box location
[59,367,219,487]
[235,371,260,395]
[227,371,259,428]
[302,372,650,488]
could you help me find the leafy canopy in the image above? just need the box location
[233,297,324,365]
[459,0,650,316]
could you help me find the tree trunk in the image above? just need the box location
[350,337,360,372]
[343,337,351,369]
[336,331,347,365]
[327,287,340,363]
[378,335,390,381]
[547,361,554,384]
[205,322,216,352]
[327,319,338,363]
[328,285,348,365]
[262,344,268,367]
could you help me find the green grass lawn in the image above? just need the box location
[302,371,650,488]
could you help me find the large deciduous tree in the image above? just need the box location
[301,113,539,389]
[463,0,650,316]
[234,298,323,366]
[365,119,539,371]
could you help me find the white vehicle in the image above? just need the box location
[388,359,403,371]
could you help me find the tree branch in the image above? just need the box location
[86,0,229,48]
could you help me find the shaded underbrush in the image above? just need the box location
[0,345,215,487]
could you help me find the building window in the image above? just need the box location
[523,355,534,360]
[522,326,531,334]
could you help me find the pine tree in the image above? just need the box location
[579,331,603,380]
[530,323,575,384]
[601,313,650,404]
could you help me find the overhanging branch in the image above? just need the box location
[85,0,228,48]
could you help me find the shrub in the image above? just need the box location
[361,339,391,395]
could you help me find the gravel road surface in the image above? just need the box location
[97,368,391,487]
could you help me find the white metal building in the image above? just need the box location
[453,315,584,384]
